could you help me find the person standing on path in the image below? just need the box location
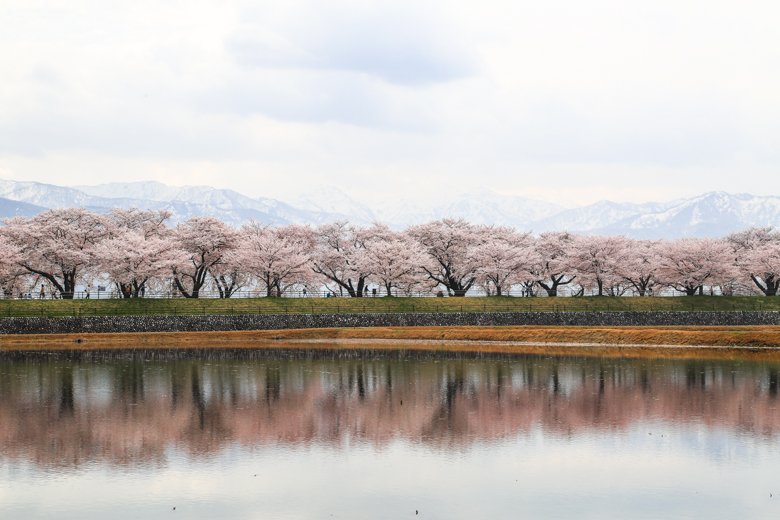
[39,285,45,300]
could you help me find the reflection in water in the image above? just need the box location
[2,348,780,520]
[1,349,780,467]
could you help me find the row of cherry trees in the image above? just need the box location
[0,208,778,299]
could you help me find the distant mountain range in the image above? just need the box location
[1,178,779,238]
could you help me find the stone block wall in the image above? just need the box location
[0,311,779,335]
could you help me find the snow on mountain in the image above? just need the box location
[290,186,379,226]
[434,188,568,227]
[529,200,672,233]
[286,186,568,228]
[0,179,571,229]
[72,180,315,225]
[0,179,121,209]
[598,192,780,238]
[73,181,185,201]
[0,179,320,226]
[374,199,434,228]
[2,179,780,237]
[374,188,568,228]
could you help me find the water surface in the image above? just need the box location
[1,348,780,519]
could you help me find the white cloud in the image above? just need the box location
[228,0,476,85]
[1,0,780,204]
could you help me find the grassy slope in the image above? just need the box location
[0,295,778,318]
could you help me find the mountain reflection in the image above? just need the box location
[1,349,779,468]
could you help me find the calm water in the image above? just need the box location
[1,347,780,519]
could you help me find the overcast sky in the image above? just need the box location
[1,0,779,205]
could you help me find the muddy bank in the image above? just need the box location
[2,325,780,361]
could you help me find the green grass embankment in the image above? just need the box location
[0,295,777,318]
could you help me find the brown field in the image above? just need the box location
[3,325,780,360]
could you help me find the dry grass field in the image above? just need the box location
[3,325,780,361]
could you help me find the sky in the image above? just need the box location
[1,0,779,205]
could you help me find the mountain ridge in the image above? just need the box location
[1,178,779,238]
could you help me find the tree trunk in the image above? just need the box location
[21,265,72,299]
[132,281,146,298]
[448,274,474,297]
[117,282,132,298]
[62,271,77,299]
[751,274,780,296]
[536,274,574,298]
[341,276,367,297]
[173,269,207,298]
[213,274,237,298]
[597,278,603,296]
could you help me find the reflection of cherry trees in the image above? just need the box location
[1,355,780,468]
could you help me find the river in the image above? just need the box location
[1,347,779,519]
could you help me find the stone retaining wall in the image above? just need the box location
[1,311,779,335]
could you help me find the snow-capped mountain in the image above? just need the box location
[2,179,311,226]
[529,200,677,233]
[70,180,318,225]
[290,186,379,226]
[595,192,780,238]
[373,188,569,228]
[0,179,121,209]
[2,178,780,237]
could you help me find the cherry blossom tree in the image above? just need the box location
[171,216,239,298]
[356,224,429,296]
[7,206,780,302]
[618,239,662,296]
[108,207,173,238]
[238,222,315,297]
[93,229,184,297]
[530,231,577,297]
[208,254,249,298]
[3,208,107,298]
[657,237,737,296]
[0,233,25,297]
[728,227,780,296]
[311,221,371,297]
[90,208,180,297]
[740,241,780,296]
[469,228,534,296]
[407,219,481,296]
[569,235,631,296]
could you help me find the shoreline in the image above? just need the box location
[1,310,780,336]
[2,326,780,360]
